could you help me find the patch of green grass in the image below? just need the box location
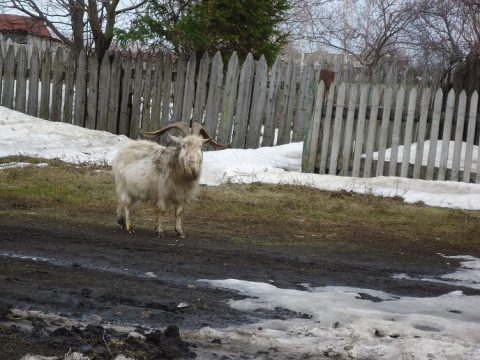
[1,156,479,254]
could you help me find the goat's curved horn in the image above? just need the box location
[191,122,231,149]
[141,122,191,138]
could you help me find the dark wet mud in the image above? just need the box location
[1,217,478,359]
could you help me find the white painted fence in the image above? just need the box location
[303,83,480,183]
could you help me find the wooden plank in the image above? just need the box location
[160,54,172,128]
[130,53,144,138]
[352,84,370,177]
[107,55,122,134]
[297,60,317,143]
[204,51,224,138]
[217,52,239,144]
[2,45,15,109]
[319,84,336,174]
[172,54,186,121]
[150,54,164,130]
[340,83,359,176]
[73,50,86,127]
[192,52,210,124]
[246,55,268,148]
[304,81,326,173]
[63,49,75,124]
[39,47,52,119]
[425,88,443,180]
[118,51,133,135]
[437,89,455,181]
[96,54,111,131]
[400,87,417,178]
[388,86,406,176]
[14,45,27,113]
[50,48,64,121]
[232,53,254,148]
[140,60,154,131]
[375,86,393,176]
[463,91,479,183]
[413,87,431,179]
[363,85,381,177]
[277,57,295,145]
[27,46,40,117]
[292,58,310,142]
[328,82,346,175]
[85,54,99,129]
[181,53,197,123]
[0,47,3,100]
[451,90,467,181]
[262,56,282,147]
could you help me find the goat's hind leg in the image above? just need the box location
[156,207,166,239]
[117,201,134,234]
[175,206,185,239]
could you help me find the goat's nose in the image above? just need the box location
[187,154,197,163]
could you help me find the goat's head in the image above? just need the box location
[141,122,229,179]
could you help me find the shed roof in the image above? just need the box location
[0,14,58,41]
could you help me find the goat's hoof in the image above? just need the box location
[127,228,135,234]
[175,231,185,239]
[157,231,165,239]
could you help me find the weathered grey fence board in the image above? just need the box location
[363,85,381,177]
[319,84,336,174]
[0,47,3,101]
[413,87,431,179]
[107,55,122,134]
[232,53,254,148]
[27,46,40,117]
[463,92,479,182]
[292,58,312,142]
[438,89,455,181]
[277,57,295,145]
[297,61,317,143]
[181,54,196,123]
[118,51,133,135]
[304,81,325,173]
[400,87,417,178]
[204,51,224,138]
[130,53,144,138]
[39,48,52,119]
[192,52,210,124]
[85,54,99,129]
[63,50,75,124]
[73,50,86,127]
[388,86,406,176]
[173,55,186,121]
[160,54,172,128]
[2,46,15,108]
[352,84,370,177]
[150,54,164,131]
[329,83,346,175]
[218,52,239,144]
[451,91,467,181]
[376,86,393,176]
[14,46,27,113]
[50,48,64,121]
[340,83,359,176]
[246,55,268,148]
[425,89,443,180]
[140,60,154,131]
[262,56,282,147]
[96,54,111,131]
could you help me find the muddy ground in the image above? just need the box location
[1,214,479,359]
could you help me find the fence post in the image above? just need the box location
[463,91,479,183]
[181,53,197,123]
[27,46,40,117]
[40,47,52,119]
[363,85,381,177]
[118,51,133,135]
[262,56,282,147]
[413,87,431,179]
[438,89,455,181]
[107,55,122,134]
[217,52,239,144]
[376,86,393,176]
[232,53,254,148]
[63,49,75,124]
[340,83,359,176]
[141,59,154,131]
[247,55,268,148]
[85,53,99,129]
[352,84,370,177]
[303,81,326,173]
[329,83,347,175]
[173,54,187,121]
[425,88,443,180]
[50,47,64,121]
[451,90,467,181]
[130,52,144,138]
[15,46,27,113]
[2,45,15,109]
[73,50,86,127]
[150,53,164,131]
[96,54,111,131]
[192,52,210,124]
[400,87,417,178]
[204,51,224,138]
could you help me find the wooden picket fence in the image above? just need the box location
[302,82,480,183]
[0,42,321,149]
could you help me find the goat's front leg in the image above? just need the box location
[175,206,185,239]
[124,206,134,234]
[156,207,166,238]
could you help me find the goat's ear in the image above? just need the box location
[169,135,183,145]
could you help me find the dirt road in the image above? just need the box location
[1,215,478,359]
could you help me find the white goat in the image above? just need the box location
[112,122,226,238]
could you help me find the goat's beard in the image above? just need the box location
[181,160,201,180]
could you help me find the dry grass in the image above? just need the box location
[1,156,479,254]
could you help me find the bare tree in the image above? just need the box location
[2,0,146,60]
